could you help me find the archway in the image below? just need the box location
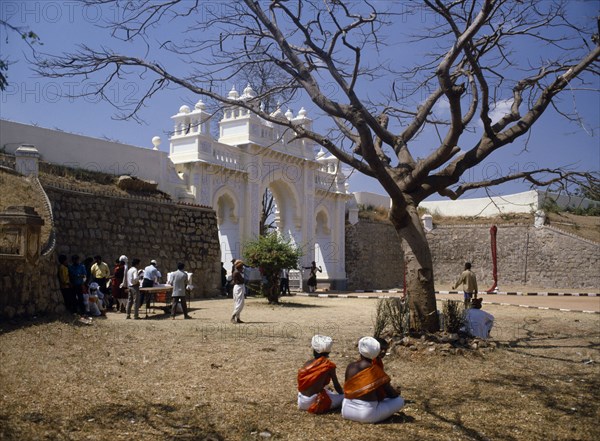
[215,190,241,274]
[314,207,332,279]
[262,178,302,246]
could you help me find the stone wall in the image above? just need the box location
[345,220,404,290]
[0,183,221,320]
[45,186,221,298]
[428,224,600,290]
[0,250,64,319]
[345,219,599,291]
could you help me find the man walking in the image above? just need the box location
[125,258,141,319]
[231,260,246,324]
[170,262,192,319]
[452,262,478,305]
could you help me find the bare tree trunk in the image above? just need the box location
[389,204,439,333]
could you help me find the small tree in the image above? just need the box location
[243,232,302,304]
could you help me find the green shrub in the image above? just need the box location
[373,297,410,337]
[442,300,465,334]
[243,232,302,304]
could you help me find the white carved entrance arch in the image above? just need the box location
[215,189,241,273]
[168,90,350,290]
[314,206,332,279]
[262,177,303,246]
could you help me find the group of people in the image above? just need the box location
[298,335,405,424]
[452,261,495,339]
[58,254,192,320]
[58,254,112,317]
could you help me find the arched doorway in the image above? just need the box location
[215,191,241,274]
[314,207,332,279]
[263,178,302,247]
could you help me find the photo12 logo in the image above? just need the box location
[2,81,139,105]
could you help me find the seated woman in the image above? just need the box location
[342,336,405,423]
[297,335,344,414]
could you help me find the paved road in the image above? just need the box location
[300,290,600,313]
[436,293,600,313]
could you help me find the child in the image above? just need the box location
[85,282,103,317]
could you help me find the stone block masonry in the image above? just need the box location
[45,186,221,298]
[345,220,404,290]
[428,224,599,290]
[345,219,599,291]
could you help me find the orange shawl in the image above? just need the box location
[343,363,390,400]
[298,357,336,414]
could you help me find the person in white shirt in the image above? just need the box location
[142,259,161,287]
[140,259,162,308]
[280,268,291,296]
[464,298,494,339]
[125,258,141,319]
[170,262,192,320]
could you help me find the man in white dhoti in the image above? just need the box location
[297,335,344,413]
[342,337,405,424]
[464,298,494,339]
[230,260,245,324]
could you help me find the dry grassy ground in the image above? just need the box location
[1,297,598,441]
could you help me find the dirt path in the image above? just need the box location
[1,296,598,440]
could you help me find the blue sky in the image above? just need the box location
[1,1,598,199]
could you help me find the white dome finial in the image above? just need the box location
[228,85,239,100]
[152,136,161,150]
[242,83,256,99]
[298,107,307,118]
[285,108,293,120]
[270,100,283,118]
[195,99,206,110]
[179,104,191,114]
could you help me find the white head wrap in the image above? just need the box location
[311,335,333,354]
[119,255,128,263]
[89,282,99,291]
[358,337,381,360]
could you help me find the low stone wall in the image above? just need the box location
[345,220,404,290]
[0,251,64,319]
[345,219,599,291]
[45,186,221,298]
[0,182,221,319]
[428,224,600,290]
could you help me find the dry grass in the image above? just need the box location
[0,169,52,244]
[1,297,598,441]
[546,212,600,243]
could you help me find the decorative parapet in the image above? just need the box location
[31,177,56,257]
[0,206,44,264]
[15,144,40,177]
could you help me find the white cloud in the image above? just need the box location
[486,98,514,126]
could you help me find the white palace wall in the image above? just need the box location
[1,87,351,289]
[0,119,183,195]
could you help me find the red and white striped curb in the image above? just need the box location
[293,292,599,314]
[436,290,598,297]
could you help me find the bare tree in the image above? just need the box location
[259,188,277,236]
[36,0,600,331]
[0,19,42,91]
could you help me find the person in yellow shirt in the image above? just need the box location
[58,254,76,313]
[90,255,110,295]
